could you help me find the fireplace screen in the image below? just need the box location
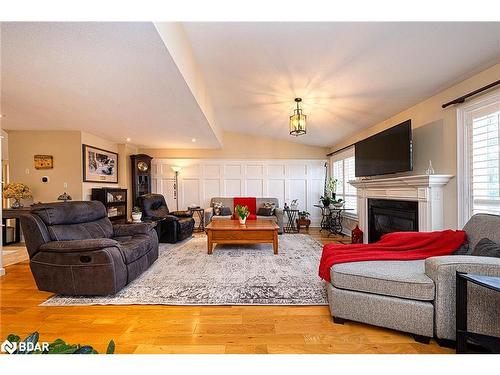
[368,199,418,243]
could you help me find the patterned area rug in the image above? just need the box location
[41,234,328,306]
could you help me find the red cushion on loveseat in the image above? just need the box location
[233,197,257,220]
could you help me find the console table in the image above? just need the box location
[2,207,31,245]
[314,205,353,236]
[456,272,500,354]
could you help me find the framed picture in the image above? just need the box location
[82,144,118,183]
[34,155,54,169]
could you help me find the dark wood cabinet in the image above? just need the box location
[91,188,128,223]
[130,154,153,206]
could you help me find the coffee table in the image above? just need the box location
[205,219,279,255]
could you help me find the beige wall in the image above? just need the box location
[330,63,500,229]
[7,130,133,210]
[141,131,329,159]
[8,130,83,204]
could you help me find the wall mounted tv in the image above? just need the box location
[354,119,413,177]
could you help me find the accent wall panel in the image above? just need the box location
[151,159,326,225]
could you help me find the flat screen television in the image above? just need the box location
[355,120,412,177]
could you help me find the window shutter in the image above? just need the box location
[471,110,500,216]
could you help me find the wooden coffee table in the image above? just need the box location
[205,219,279,255]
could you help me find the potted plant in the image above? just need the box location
[131,206,142,223]
[325,177,338,201]
[332,198,345,208]
[320,195,331,207]
[298,211,310,220]
[3,182,32,209]
[235,204,250,225]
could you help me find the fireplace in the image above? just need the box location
[368,199,418,243]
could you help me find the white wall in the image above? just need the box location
[151,159,327,226]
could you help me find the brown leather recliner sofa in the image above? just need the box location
[20,201,159,296]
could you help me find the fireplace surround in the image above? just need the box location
[350,175,453,244]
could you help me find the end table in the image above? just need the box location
[456,272,500,353]
[284,209,299,233]
[188,207,205,232]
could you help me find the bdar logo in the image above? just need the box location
[1,339,17,354]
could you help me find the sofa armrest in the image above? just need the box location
[113,223,152,237]
[39,238,119,253]
[204,207,214,225]
[170,210,193,218]
[163,214,180,223]
[274,208,284,234]
[425,255,500,340]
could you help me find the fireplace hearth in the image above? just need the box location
[368,199,418,243]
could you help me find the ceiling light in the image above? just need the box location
[126,138,131,142]
[191,138,196,143]
[289,98,307,137]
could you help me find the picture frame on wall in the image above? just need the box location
[82,144,119,183]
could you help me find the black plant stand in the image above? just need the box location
[284,209,299,233]
[456,272,500,354]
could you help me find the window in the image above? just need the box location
[330,147,357,216]
[458,90,500,227]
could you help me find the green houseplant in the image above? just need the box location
[131,206,142,223]
[298,211,310,220]
[235,204,250,224]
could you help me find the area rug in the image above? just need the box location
[41,234,328,306]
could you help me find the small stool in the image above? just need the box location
[296,218,311,232]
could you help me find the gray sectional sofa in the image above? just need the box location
[204,197,284,234]
[326,213,500,344]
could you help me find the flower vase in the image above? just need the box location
[239,217,247,225]
[11,199,22,209]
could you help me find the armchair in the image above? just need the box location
[137,193,195,243]
[20,201,159,296]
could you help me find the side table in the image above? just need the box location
[296,218,311,232]
[188,207,205,232]
[456,272,500,353]
[284,209,299,233]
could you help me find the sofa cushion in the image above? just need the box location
[115,234,151,264]
[472,238,500,258]
[257,207,273,216]
[330,260,435,301]
[47,217,114,241]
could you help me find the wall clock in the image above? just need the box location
[137,161,149,172]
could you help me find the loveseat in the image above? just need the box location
[204,197,284,234]
[326,213,500,344]
[20,201,159,296]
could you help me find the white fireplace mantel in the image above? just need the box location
[350,174,454,243]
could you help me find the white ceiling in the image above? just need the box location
[183,22,500,146]
[1,22,221,148]
[2,22,500,149]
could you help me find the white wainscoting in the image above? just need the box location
[151,159,327,226]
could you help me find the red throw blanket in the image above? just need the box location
[233,197,257,220]
[319,230,466,282]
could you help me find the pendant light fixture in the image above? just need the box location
[289,97,307,136]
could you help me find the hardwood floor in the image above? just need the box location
[0,229,453,354]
